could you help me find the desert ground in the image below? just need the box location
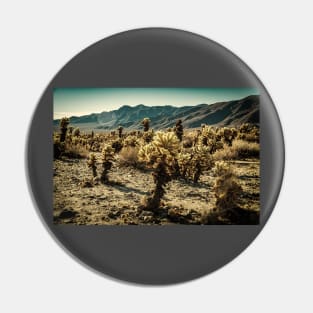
[53,155,259,225]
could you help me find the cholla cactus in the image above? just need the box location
[177,152,193,179]
[53,132,64,159]
[87,153,97,178]
[142,129,154,143]
[100,144,115,183]
[73,127,80,137]
[59,117,69,142]
[219,127,238,146]
[213,161,242,212]
[174,119,184,141]
[177,143,214,182]
[117,125,123,138]
[138,131,180,210]
[123,135,140,147]
[239,123,259,142]
[142,117,150,132]
[207,138,223,154]
[111,139,123,153]
[189,145,214,183]
[200,125,224,153]
[239,123,253,133]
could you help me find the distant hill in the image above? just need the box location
[53,95,259,130]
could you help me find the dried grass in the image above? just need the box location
[118,146,140,167]
[213,139,259,160]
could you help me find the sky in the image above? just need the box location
[53,88,258,119]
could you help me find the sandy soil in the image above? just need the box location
[53,155,260,225]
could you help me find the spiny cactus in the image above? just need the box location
[73,127,80,137]
[213,161,242,213]
[219,127,238,146]
[239,123,253,133]
[53,139,64,159]
[194,145,214,182]
[238,123,259,142]
[142,117,150,132]
[138,131,180,210]
[87,153,97,178]
[179,144,214,183]
[117,125,123,138]
[199,125,224,153]
[142,129,154,143]
[59,117,69,143]
[174,119,184,141]
[123,135,140,147]
[177,152,193,179]
[100,144,115,183]
[111,139,123,153]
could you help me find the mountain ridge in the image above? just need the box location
[54,95,259,130]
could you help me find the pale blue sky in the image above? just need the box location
[53,88,258,119]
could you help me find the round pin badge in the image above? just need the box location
[27,28,284,285]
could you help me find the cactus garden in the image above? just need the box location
[53,122,259,225]
[53,89,260,225]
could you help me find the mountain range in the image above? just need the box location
[53,95,259,130]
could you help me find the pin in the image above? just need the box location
[27,28,284,285]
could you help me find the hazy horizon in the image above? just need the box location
[53,88,258,119]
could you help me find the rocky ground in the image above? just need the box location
[53,155,260,225]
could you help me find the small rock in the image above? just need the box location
[58,209,77,219]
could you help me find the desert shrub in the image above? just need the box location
[213,139,260,160]
[87,153,97,177]
[239,132,259,142]
[138,131,180,211]
[118,146,140,167]
[62,144,88,159]
[212,145,237,160]
[232,139,259,158]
